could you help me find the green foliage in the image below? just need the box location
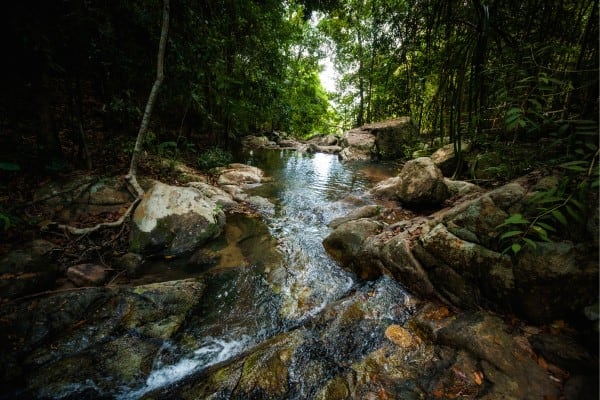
[197,147,233,171]
[497,151,598,255]
[0,204,19,231]
[0,212,11,231]
[0,162,21,172]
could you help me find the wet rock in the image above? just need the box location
[328,205,381,229]
[322,219,383,278]
[0,239,60,299]
[0,278,205,398]
[430,141,471,176]
[129,181,226,256]
[115,252,143,276]
[563,375,599,400]
[396,157,450,207]
[529,333,597,374]
[66,263,107,287]
[187,248,220,267]
[384,324,422,348]
[245,195,276,216]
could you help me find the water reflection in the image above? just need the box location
[243,150,394,320]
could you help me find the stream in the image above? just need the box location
[3,149,595,399]
[118,150,399,398]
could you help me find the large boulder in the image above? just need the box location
[339,129,377,161]
[0,279,205,398]
[396,157,450,207]
[339,118,418,161]
[129,181,225,256]
[371,157,450,208]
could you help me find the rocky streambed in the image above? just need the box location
[1,147,597,399]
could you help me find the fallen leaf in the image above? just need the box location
[472,371,484,385]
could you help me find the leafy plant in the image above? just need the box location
[497,162,596,255]
[0,162,21,172]
[197,147,232,171]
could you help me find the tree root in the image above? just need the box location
[57,196,140,235]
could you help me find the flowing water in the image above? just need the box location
[116,150,400,398]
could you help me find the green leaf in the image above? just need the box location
[511,243,522,254]
[537,221,557,232]
[523,238,538,249]
[0,214,10,230]
[503,213,529,225]
[532,225,551,242]
[550,210,567,226]
[565,204,584,223]
[500,230,523,240]
[569,198,586,211]
[158,141,178,150]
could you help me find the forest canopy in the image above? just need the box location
[0,0,597,172]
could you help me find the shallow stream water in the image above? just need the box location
[117,150,399,398]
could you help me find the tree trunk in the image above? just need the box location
[126,0,170,196]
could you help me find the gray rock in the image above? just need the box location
[444,178,481,197]
[396,157,450,207]
[241,135,271,149]
[369,176,402,200]
[187,181,238,210]
[217,163,264,186]
[418,223,514,307]
[84,177,132,205]
[328,205,381,229]
[323,219,383,277]
[129,182,225,256]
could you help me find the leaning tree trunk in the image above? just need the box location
[126,0,170,197]
[57,0,169,235]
